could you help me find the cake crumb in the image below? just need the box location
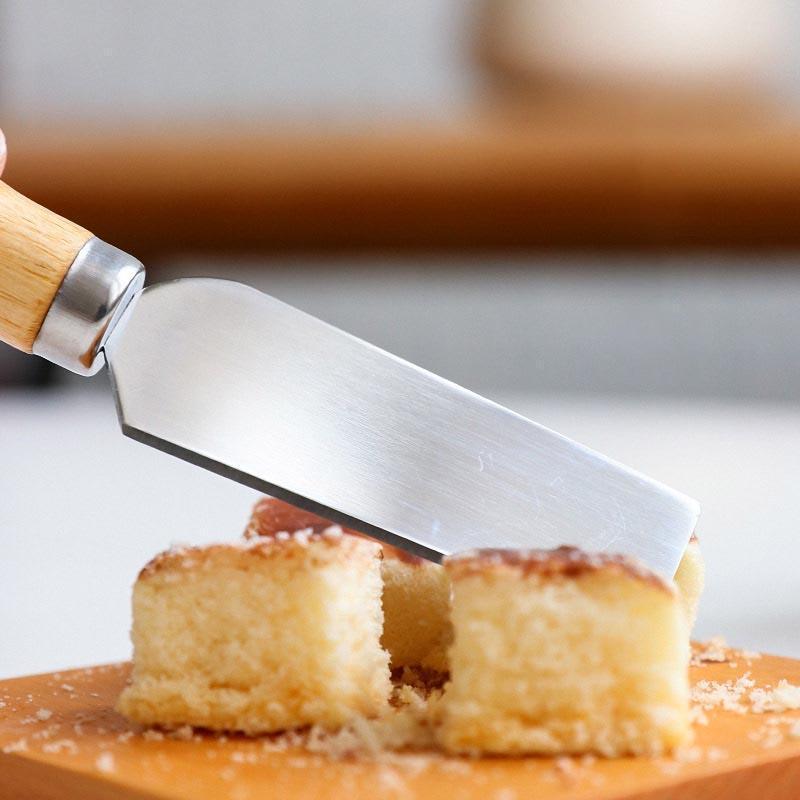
[691,637,729,665]
[33,724,61,741]
[752,725,784,749]
[672,745,703,764]
[741,650,762,660]
[749,716,800,747]
[169,725,194,741]
[377,766,407,793]
[293,528,312,546]
[553,755,577,783]
[750,681,800,713]
[322,525,343,539]
[303,684,444,759]
[706,747,728,762]
[42,739,78,755]
[656,760,681,777]
[95,752,115,773]
[230,750,258,764]
[689,705,709,726]
[691,673,754,713]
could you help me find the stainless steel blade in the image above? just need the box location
[104,278,699,576]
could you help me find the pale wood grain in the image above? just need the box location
[0,181,92,352]
[2,652,800,799]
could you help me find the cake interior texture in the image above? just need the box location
[245,497,452,673]
[380,556,452,672]
[117,532,390,734]
[673,535,705,633]
[438,547,691,757]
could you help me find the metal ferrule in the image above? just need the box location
[32,237,145,376]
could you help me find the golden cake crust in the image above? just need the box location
[244,497,339,537]
[244,497,425,564]
[139,527,378,581]
[444,545,673,592]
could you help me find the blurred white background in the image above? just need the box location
[0,1,474,123]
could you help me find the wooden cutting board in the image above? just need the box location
[2,649,800,800]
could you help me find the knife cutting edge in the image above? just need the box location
[0,180,699,575]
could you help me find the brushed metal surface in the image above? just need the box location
[104,278,699,575]
[33,238,145,376]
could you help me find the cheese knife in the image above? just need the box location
[0,181,699,574]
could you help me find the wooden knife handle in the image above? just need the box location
[0,181,92,352]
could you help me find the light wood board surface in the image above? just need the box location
[2,650,800,799]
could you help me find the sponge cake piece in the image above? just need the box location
[439,546,690,756]
[673,534,705,632]
[246,498,452,673]
[117,530,390,733]
[380,554,452,673]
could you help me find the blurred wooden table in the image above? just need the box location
[5,118,800,259]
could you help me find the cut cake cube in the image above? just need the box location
[117,530,390,733]
[439,546,690,757]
